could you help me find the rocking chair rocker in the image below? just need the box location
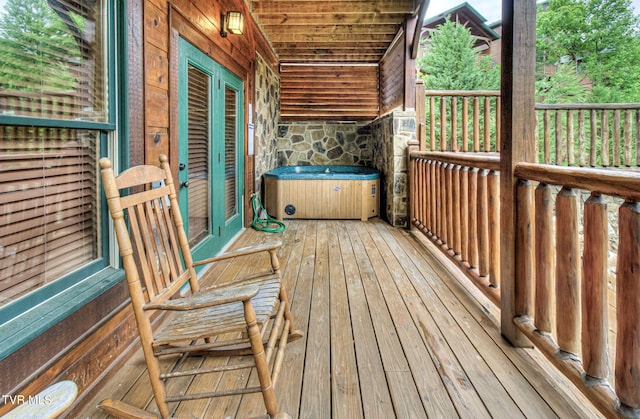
[97,155,302,418]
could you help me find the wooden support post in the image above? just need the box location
[555,187,581,357]
[500,0,537,346]
[582,193,609,381]
[615,201,640,410]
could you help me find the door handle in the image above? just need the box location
[180,181,189,188]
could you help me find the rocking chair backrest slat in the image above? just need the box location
[100,155,200,308]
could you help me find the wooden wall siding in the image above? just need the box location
[280,64,379,121]
[379,31,406,116]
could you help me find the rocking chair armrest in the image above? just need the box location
[144,284,259,311]
[193,240,282,266]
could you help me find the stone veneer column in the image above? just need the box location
[370,110,416,227]
[253,55,280,194]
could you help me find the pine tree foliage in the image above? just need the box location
[0,0,81,92]
[417,19,500,90]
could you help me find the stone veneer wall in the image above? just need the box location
[253,54,280,193]
[370,109,416,227]
[275,122,373,167]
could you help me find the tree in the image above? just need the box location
[0,0,80,92]
[537,0,640,102]
[536,62,589,103]
[418,19,500,90]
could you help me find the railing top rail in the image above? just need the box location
[410,151,501,171]
[535,103,640,110]
[515,162,640,201]
[424,90,501,97]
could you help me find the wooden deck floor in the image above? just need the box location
[74,219,602,418]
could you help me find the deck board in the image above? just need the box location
[72,219,602,419]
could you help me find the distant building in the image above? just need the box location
[421,2,502,63]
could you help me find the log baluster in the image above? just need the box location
[429,97,436,150]
[484,97,491,152]
[422,159,429,231]
[468,168,479,273]
[613,110,621,167]
[615,201,640,411]
[590,109,597,166]
[440,98,447,151]
[555,186,581,357]
[477,169,490,278]
[460,166,470,263]
[488,169,500,288]
[431,162,438,237]
[446,163,454,251]
[623,110,632,167]
[582,193,609,382]
[567,110,575,166]
[452,165,461,256]
[473,97,480,151]
[601,110,610,166]
[555,111,563,165]
[439,161,448,245]
[578,110,586,167]
[451,97,458,151]
[462,97,469,151]
[534,183,554,335]
[516,179,534,318]
[543,110,551,164]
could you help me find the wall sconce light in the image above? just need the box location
[221,11,244,37]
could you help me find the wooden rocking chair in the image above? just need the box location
[98,155,302,419]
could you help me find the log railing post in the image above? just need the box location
[582,193,609,382]
[488,170,500,288]
[515,179,534,320]
[555,186,581,357]
[615,201,640,412]
[468,168,479,273]
[534,183,555,335]
[477,169,490,278]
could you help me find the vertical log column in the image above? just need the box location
[582,193,609,382]
[616,201,640,411]
[500,0,537,345]
[555,187,581,357]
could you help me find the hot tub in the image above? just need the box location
[263,166,380,221]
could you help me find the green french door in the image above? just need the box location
[178,38,244,260]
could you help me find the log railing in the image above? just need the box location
[417,87,501,153]
[408,150,501,304]
[512,163,640,418]
[535,104,640,167]
[417,84,640,168]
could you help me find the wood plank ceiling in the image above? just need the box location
[249,0,422,121]
[249,0,419,64]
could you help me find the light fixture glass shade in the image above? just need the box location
[225,11,244,35]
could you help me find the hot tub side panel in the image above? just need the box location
[264,177,379,220]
